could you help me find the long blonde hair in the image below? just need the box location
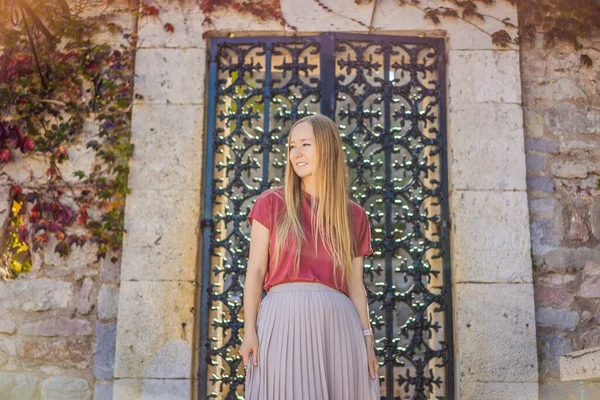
[270,114,355,290]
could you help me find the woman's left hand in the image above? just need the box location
[366,341,379,380]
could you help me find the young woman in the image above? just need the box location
[241,113,381,399]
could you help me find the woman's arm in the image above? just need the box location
[240,220,270,368]
[347,256,373,341]
[243,220,270,333]
[347,255,379,379]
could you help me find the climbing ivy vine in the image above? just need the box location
[0,0,138,279]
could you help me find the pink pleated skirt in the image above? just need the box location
[244,281,381,400]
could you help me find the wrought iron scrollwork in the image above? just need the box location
[200,33,452,400]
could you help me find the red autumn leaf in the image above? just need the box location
[20,137,34,152]
[85,61,99,73]
[164,22,174,32]
[54,231,65,241]
[37,219,48,231]
[10,185,22,197]
[77,204,89,225]
[77,214,88,225]
[15,53,29,62]
[53,203,75,226]
[29,205,40,223]
[142,4,160,16]
[32,233,49,251]
[53,145,66,158]
[17,224,28,242]
[49,222,63,232]
[0,149,10,163]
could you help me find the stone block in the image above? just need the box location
[94,381,113,400]
[448,103,526,191]
[560,139,599,152]
[524,109,545,137]
[560,346,600,382]
[580,276,600,298]
[284,0,379,32]
[41,376,91,400]
[451,191,532,283]
[120,189,200,281]
[534,285,574,308]
[583,382,600,400]
[536,307,579,331]
[579,330,600,349]
[528,198,560,218]
[537,273,576,286]
[552,161,589,179]
[548,53,581,73]
[460,381,538,400]
[137,0,206,49]
[538,333,573,381]
[0,372,39,399]
[526,175,555,194]
[100,252,121,282]
[133,48,206,104]
[2,153,50,185]
[17,339,90,366]
[114,281,195,378]
[449,50,521,103]
[21,317,92,337]
[113,378,191,399]
[526,153,547,172]
[539,382,590,400]
[541,248,600,273]
[584,260,600,276]
[528,77,587,102]
[0,320,17,335]
[567,209,590,243]
[0,280,73,311]
[98,284,119,319]
[525,138,559,153]
[546,103,600,135]
[550,78,587,101]
[44,239,99,270]
[520,50,547,78]
[77,277,97,315]
[94,322,117,380]
[530,217,564,257]
[454,283,538,382]
[128,104,203,191]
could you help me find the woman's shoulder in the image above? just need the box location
[347,198,368,217]
[258,186,285,202]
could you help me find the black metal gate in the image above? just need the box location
[199,32,453,400]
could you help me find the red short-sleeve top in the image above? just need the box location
[247,187,373,296]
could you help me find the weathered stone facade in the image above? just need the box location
[521,33,600,399]
[0,1,134,399]
[2,0,599,399]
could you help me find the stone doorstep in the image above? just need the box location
[559,345,600,382]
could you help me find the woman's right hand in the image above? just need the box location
[240,331,259,368]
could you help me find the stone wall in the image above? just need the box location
[521,34,600,398]
[3,0,579,399]
[0,1,136,399]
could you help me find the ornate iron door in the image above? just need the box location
[199,32,453,400]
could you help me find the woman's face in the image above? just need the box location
[289,122,315,180]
